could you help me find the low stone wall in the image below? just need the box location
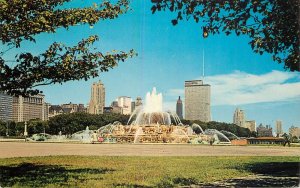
[0,138,25,142]
[231,139,248,145]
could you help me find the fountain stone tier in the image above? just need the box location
[98,123,198,143]
[97,88,231,144]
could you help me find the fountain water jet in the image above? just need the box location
[204,129,231,143]
[220,130,240,140]
[133,127,144,143]
[71,126,93,143]
[191,123,204,134]
[97,88,231,145]
[128,88,180,126]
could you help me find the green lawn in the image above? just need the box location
[0,156,299,187]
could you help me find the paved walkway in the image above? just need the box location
[0,142,299,158]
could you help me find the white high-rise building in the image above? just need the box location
[233,108,246,127]
[185,80,211,122]
[88,81,105,114]
[118,96,132,115]
[276,120,283,135]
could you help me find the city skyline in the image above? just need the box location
[1,1,299,131]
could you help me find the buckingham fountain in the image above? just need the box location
[96,88,232,144]
[28,88,234,144]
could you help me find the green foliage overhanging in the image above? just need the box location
[151,0,300,71]
[0,0,136,96]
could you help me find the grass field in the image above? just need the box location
[0,156,299,187]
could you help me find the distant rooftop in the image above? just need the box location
[247,137,284,140]
[185,80,210,87]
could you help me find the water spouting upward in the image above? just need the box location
[220,130,240,140]
[204,129,231,143]
[128,87,181,126]
[134,127,144,143]
[82,126,91,143]
[95,87,234,145]
[192,123,204,134]
[144,87,163,113]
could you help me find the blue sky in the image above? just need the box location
[1,0,299,132]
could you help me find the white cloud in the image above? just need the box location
[167,70,300,106]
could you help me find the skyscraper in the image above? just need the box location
[88,80,105,114]
[12,94,46,122]
[131,101,136,113]
[176,96,183,119]
[135,97,143,107]
[118,96,132,115]
[275,120,283,136]
[185,80,211,122]
[233,108,246,127]
[0,92,13,121]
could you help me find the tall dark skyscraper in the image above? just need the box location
[176,96,183,119]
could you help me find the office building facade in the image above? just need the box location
[131,101,136,113]
[135,97,143,108]
[88,81,105,114]
[12,94,46,122]
[185,80,211,122]
[257,124,273,137]
[289,126,300,138]
[233,108,246,127]
[275,120,283,136]
[245,120,256,132]
[176,96,183,119]
[0,92,13,121]
[118,96,132,115]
